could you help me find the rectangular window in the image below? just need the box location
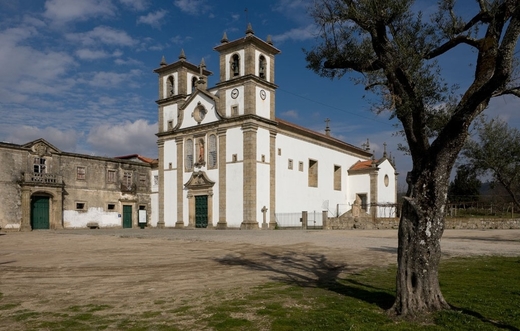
[232,105,238,116]
[77,166,86,180]
[334,165,341,190]
[107,169,116,183]
[308,159,318,187]
[167,120,173,131]
[153,175,159,186]
[288,159,293,170]
[107,203,116,211]
[123,171,132,187]
[261,154,265,162]
[278,148,281,156]
[76,202,86,210]
[232,154,237,162]
[33,157,46,173]
[299,161,304,172]
[139,173,146,187]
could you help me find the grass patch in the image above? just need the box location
[0,257,518,330]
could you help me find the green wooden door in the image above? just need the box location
[31,196,49,230]
[123,205,132,228]
[195,195,208,228]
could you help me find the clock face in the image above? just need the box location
[231,88,239,99]
[260,89,266,100]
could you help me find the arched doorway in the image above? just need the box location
[31,196,50,229]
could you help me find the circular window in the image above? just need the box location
[384,174,389,187]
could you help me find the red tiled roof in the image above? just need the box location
[114,154,158,164]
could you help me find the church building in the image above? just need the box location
[153,25,397,229]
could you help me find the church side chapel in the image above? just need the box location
[153,24,397,229]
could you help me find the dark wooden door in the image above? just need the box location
[31,196,49,229]
[195,195,208,228]
[123,205,132,228]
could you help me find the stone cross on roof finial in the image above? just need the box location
[325,118,331,136]
[383,142,387,158]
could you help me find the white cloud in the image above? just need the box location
[87,119,157,157]
[137,9,168,29]
[43,0,116,24]
[272,24,317,43]
[174,0,210,15]
[279,110,299,119]
[66,26,136,47]
[84,69,142,88]
[3,125,81,152]
[119,0,148,11]
[76,48,110,60]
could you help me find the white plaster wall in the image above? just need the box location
[163,170,177,227]
[225,86,244,117]
[226,127,243,161]
[226,162,243,227]
[347,173,370,206]
[275,133,364,216]
[257,162,270,224]
[163,140,177,170]
[163,104,178,132]
[377,160,397,217]
[179,94,218,129]
[64,208,120,228]
[150,192,158,227]
[255,86,270,118]
[224,49,245,80]
[206,168,219,227]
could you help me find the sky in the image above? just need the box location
[1,0,519,190]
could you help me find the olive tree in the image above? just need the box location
[463,118,520,208]
[305,0,520,317]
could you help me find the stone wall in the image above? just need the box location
[325,216,520,230]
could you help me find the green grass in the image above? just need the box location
[0,257,518,330]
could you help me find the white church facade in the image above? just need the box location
[153,25,397,229]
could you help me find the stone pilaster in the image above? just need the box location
[20,187,32,231]
[269,129,277,229]
[216,128,227,229]
[370,172,378,218]
[157,140,165,228]
[241,122,259,229]
[175,137,184,228]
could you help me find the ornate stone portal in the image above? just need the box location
[184,171,215,228]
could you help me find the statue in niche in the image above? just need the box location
[198,138,205,163]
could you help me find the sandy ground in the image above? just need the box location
[0,228,519,328]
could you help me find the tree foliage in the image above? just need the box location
[305,0,520,318]
[448,164,481,203]
[463,118,520,208]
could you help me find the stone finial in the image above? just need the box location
[160,55,167,66]
[383,142,387,158]
[179,49,186,61]
[325,118,331,136]
[199,58,206,76]
[362,138,370,151]
[266,35,273,45]
[221,31,229,43]
[246,22,254,36]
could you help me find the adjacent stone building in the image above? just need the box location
[153,25,398,229]
[0,139,155,230]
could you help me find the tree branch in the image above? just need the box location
[426,35,479,59]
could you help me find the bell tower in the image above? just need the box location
[214,24,281,120]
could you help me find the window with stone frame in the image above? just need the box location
[288,159,293,170]
[334,165,341,190]
[138,173,147,187]
[308,159,318,187]
[185,139,194,171]
[76,166,86,180]
[208,134,217,169]
[33,157,46,173]
[191,76,198,93]
[299,161,304,172]
[123,171,133,187]
[107,169,116,183]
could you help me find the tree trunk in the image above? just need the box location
[389,170,452,317]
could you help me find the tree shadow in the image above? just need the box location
[449,304,520,331]
[215,251,394,310]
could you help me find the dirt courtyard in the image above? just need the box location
[1,228,519,329]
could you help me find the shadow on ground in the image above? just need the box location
[215,251,394,310]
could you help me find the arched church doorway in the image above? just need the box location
[31,195,50,229]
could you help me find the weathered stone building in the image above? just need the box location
[0,139,155,230]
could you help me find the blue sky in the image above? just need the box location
[1,0,519,190]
